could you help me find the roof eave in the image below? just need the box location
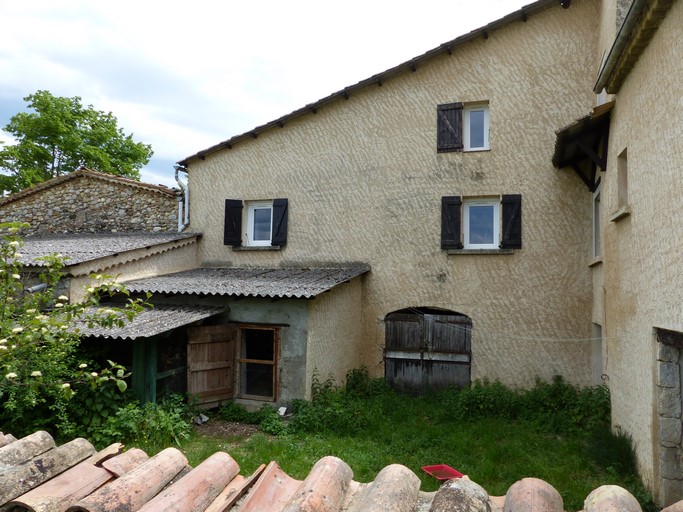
[178,0,565,167]
[593,0,674,94]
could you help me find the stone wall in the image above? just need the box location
[0,172,179,234]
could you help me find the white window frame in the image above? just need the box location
[463,198,500,249]
[592,184,601,258]
[463,103,490,151]
[245,201,273,247]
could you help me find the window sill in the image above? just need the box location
[609,205,631,223]
[447,248,515,255]
[463,148,491,153]
[588,256,603,267]
[232,245,282,251]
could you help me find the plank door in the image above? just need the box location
[385,310,471,394]
[187,324,238,407]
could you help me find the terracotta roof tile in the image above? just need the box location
[0,430,660,512]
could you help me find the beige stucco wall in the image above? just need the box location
[68,239,199,301]
[306,276,365,397]
[598,0,683,493]
[188,0,600,388]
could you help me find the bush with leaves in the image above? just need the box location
[0,223,147,438]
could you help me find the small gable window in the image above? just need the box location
[464,103,489,151]
[437,101,489,153]
[224,198,288,248]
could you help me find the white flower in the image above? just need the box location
[90,372,98,377]
[59,325,68,330]
[26,308,36,314]
[8,241,19,247]
[79,363,88,369]
[0,338,6,344]
[5,373,17,379]
[11,327,23,333]
[0,346,7,351]
[58,295,68,301]
[62,383,71,389]
[95,274,103,280]
[31,371,42,377]
[87,287,95,293]
[35,314,47,321]
[12,274,20,279]
[14,253,22,258]
[54,303,64,308]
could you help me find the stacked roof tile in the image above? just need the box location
[0,430,664,512]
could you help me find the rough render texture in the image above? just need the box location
[67,240,199,302]
[306,277,366,393]
[596,0,683,497]
[186,0,601,389]
[0,174,178,234]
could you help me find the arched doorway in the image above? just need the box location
[384,307,472,394]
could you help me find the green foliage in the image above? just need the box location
[180,372,649,512]
[217,401,264,424]
[217,401,288,435]
[288,369,387,436]
[96,394,193,449]
[0,223,148,438]
[437,375,610,435]
[0,90,153,192]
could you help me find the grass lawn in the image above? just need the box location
[165,386,654,512]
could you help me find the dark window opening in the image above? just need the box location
[240,327,277,400]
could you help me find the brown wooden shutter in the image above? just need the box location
[223,199,243,246]
[441,196,463,249]
[271,198,288,247]
[437,103,463,152]
[501,194,522,249]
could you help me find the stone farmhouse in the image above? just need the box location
[6,0,681,505]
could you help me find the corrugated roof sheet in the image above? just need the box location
[17,232,200,267]
[76,304,226,340]
[125,265,371,299]
[0,430,651,512]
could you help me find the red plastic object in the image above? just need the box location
[422,464,464,481]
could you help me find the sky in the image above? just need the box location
[0,0,529,188]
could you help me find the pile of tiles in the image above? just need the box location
[0,430,680,511]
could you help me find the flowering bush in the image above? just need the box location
[0,222,148,437]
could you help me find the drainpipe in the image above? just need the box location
[593,0,647,93]
[174,164,189,232]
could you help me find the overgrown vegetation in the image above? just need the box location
[191,368,653,512]
[0,223,148,438]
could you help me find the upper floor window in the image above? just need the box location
[464,198,499,249]
[441,194,521,251]
[463,104,489,151]
[437,101,490,153]
[223,198,288,248]
[593,184,601,258]
[246,201,274,246]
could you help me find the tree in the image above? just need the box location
[0,90,153,193]
[0,223,148,437]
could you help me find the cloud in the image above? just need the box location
[0,0,528,186]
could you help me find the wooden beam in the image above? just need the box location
[577,138,606,171]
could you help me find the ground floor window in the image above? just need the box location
[239,326,278,400]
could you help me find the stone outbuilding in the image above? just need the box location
[0,167,180,234]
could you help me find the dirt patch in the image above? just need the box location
[193,419,260,439]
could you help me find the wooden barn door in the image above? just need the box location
[187,324,238,407]
[384,309,471,394]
